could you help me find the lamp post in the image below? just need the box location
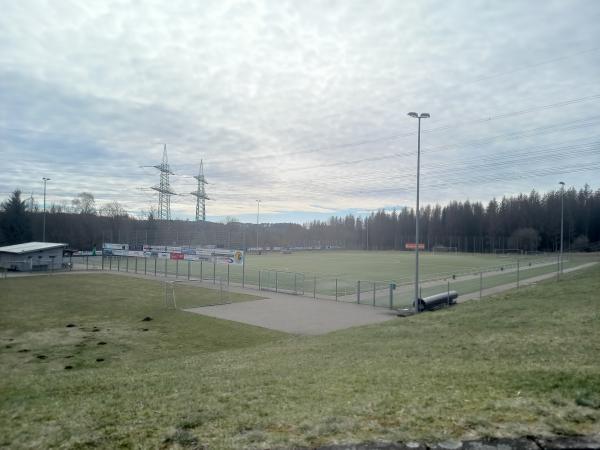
[559,181,565,275]
[42,177,50,242]
[256,200,261,254]
[408,112,430,313]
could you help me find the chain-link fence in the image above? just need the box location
[12,252,598,311]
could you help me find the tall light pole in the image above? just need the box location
[559,181,565,275]
[256,200,261,254]
[42,177,50,242]
[408,112,430,313]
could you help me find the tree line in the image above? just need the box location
[1,185,599,252]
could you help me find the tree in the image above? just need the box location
[99,201,127,218]
[509,227,540,251]
[0,190,32,244]
[71,192,96,214]
[572,234,590,251]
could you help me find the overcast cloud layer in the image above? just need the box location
[1,0,599,222]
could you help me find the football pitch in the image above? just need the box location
[244,250,549,281]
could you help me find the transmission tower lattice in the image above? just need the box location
[190,160,209,221]
[151,144,176,220]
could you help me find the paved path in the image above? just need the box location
[459,261,597,302]
[185,292,397,335]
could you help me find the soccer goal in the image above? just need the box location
[493,248,523,257]
[432,246,458,255]
[163,278,230,310]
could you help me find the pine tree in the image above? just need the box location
[0,190,32,245]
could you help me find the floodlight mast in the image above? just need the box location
[42,177,50,242]
[407,112,430,313]
[256,200,261,253]
[559,181,565,276]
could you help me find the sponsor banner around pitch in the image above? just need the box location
[102,243,129,256]
[405,243,425,250]
[102,244,244,265]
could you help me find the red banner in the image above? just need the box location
[405,243,425,250]
[170,252,184,260]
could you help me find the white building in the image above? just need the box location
[0,242,68,271]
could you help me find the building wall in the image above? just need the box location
[0,248,64,271]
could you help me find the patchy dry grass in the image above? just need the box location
[1,268,600,448]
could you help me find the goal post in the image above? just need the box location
[432,246,458,255]
[493,248,523,257]
[163,278,230,310]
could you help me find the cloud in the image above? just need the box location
[1,0,599,221]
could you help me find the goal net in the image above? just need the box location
[493,248,523,257]
[432,246,458,255]
[163,278,230,310]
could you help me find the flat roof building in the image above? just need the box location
[0,242,68,271]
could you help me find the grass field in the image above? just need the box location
[1,267,600,448]
[79,250,559,282]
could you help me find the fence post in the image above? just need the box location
[200,261,203,281]
[86,255,89,271]
[126,256,129,272]
[176,260,179,279]
[357,281,361,304]
[117,257,120,272]
[144,258,147,275]
[188,261,191,280]
[275,272,278,293]
[372,282,376,306]
[213,262,216,284]
[109,256,112,271]
[335,278,338,301]
[154,258,157,276]
[479,272,482,299]
[516,260,520,288]
[227,264,230,285]
[164,259,167,277]
[101,255,105,270]
[135,257,138,274]
[313,276,317,299]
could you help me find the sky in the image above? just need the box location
[1,0,599,223]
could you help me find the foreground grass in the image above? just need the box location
[1,268,600,448]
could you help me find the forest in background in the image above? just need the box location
[1,185,599,252]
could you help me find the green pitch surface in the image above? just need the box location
[2,267,600,448]
[243,250,543,281]
[120,250,556,283]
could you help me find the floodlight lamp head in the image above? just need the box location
[559,181,565,186]
[408,112,418,118]
[420,113,430,118]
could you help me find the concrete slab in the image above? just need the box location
[185,292,397,335]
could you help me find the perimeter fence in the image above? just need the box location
[52,252,600,310]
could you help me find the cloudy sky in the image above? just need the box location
[1,0,599,223]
